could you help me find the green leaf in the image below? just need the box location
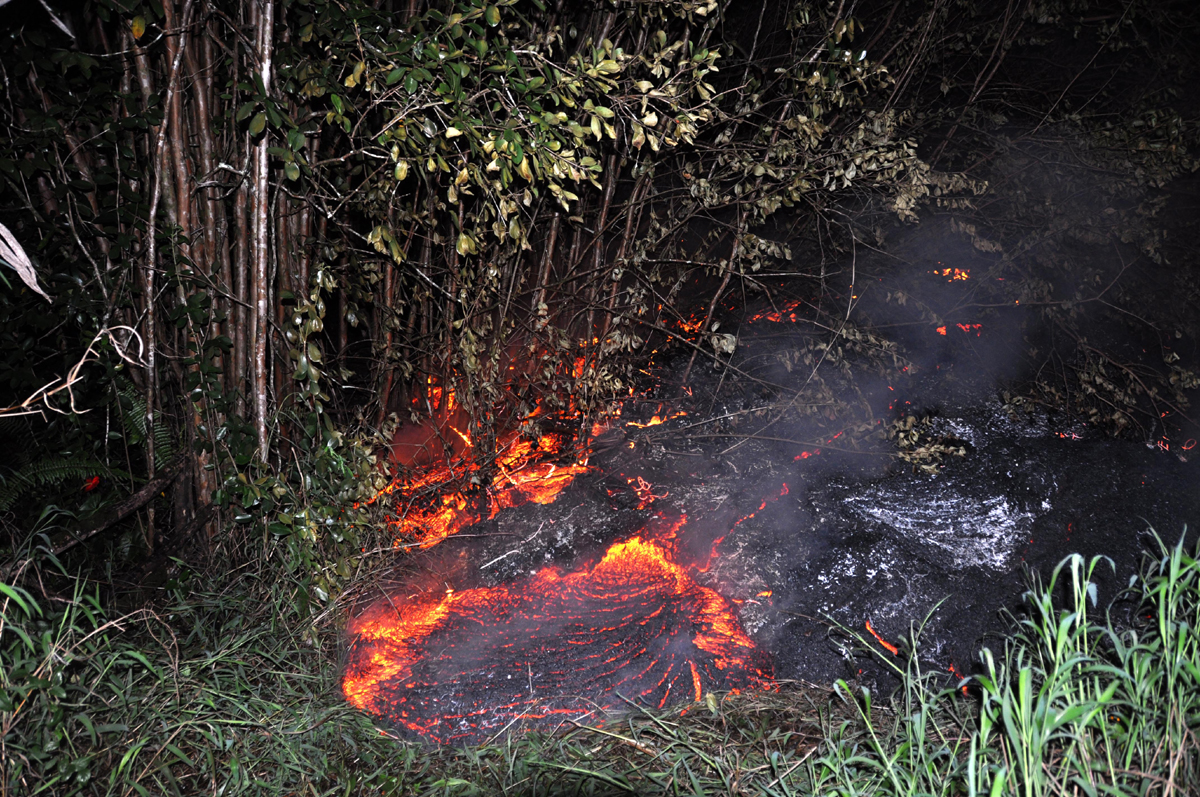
[330,94,344,114]
[248,112,266,136]
[0,583,34,616]
[235,102,256,123]
[386,67,405,85]
[484,5,500,26]
[284,162,300,181]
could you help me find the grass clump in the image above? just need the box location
[2,532,1198,796]
[818,535,1199,797]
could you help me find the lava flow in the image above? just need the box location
[342,515,771,744]
[347,380,775,743]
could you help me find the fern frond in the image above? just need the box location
[114,377,176,461]
[0,455,107,513]
[116,378,147,439]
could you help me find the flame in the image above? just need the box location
[936,326,947,336]
[449,426,472,447]
[342,520,771,743]
[364,429,591,549]
[955,323,983,336]
[947,662,969,695]
[625,408,687,429]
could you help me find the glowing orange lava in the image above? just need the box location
[865,619,899,656]
[342,516,771,744]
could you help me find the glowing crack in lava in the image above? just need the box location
[342,516,771,744]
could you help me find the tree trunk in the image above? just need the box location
[253,0,275,462]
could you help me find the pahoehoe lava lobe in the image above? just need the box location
[342,522,771,744]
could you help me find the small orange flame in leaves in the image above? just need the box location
[936,326,947,336]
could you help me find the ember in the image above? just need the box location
[747,300,803,324]
[931,266,970,281]
[342,515,771,744]
[627,475,668,509]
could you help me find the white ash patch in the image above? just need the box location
[843,484,1036,570]
[926,416,978,446]
[810,541,930,621]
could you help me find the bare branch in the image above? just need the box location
[0,326,145,420]
[0,221,51,302]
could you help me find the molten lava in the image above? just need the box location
[343,516,771,744]
[349,381,775,743]
[865,619,899,656]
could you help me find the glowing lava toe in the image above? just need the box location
[342,533,771,744]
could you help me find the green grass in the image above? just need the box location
[2,531,1198,796]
